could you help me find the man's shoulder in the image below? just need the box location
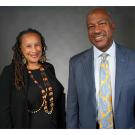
[117,44,135,57]
[69,47,93,64]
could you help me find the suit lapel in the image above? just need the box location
[114,45,128,113]
[81,47,96,107]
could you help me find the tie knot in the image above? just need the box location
[100,53,109,63]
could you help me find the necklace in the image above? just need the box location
[27,66,54,115]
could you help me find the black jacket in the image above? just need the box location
[0,62,66,128]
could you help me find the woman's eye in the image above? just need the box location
[26,45,31,48]
[35,44,41,47]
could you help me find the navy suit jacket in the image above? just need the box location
[67,44,135,129]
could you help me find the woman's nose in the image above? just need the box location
[31,45,37,52]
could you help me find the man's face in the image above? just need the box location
[87,10,115,52]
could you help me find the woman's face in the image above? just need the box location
[20,32,42,65]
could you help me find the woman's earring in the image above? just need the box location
[22,57,27,64]
[39,55,46,63]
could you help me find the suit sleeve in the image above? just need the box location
[66,58,79,128]
[0,66,12,128]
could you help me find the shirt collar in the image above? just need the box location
[93,41,116,59]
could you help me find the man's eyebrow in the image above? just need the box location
[98,19,108,23]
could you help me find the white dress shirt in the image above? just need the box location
[93,41,116,111]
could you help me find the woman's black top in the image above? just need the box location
[28,69,58,129]
[0,62,65,129]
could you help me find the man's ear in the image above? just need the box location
[111,22,116,32]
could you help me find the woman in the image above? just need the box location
[0,28,65,129]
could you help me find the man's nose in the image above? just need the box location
[94,25,101,34]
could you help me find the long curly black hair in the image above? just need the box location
[12,28,47,90]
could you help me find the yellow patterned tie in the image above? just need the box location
[98,53,114,129]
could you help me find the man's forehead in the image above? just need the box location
[88,8,110,16]
[87,9,112,23]
[88,11,110,19]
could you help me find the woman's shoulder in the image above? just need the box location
[1,63,14,74]
[0,63,14,84]
[44,62,55,71]
[43,62,56,76]
[44,62,54,69]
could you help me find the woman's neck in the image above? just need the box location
[27,63,42,70]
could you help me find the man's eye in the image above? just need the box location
[99,22,106,26]
[89,25,94,29]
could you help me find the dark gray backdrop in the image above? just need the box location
[0,6,135,92]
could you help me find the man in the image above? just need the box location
[67,8,135,129]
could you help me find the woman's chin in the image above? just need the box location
[28,60,40,64]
